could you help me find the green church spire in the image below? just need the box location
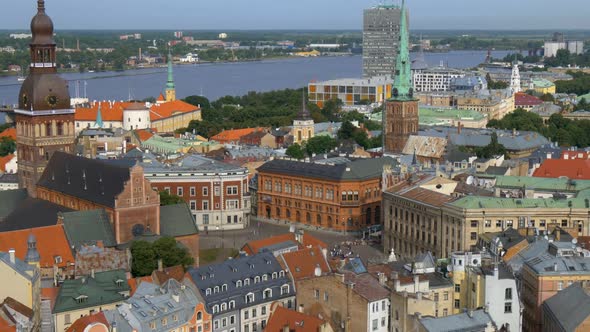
[392,0,412,100]
[94,104,103,128]
[166,48,175,90]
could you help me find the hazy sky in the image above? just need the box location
[3,0,589,30]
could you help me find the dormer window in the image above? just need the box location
[245,293,254,304]
[115,279,124,287]
[214,286,219,294]
[75,295,88,304]
[263,288,272,299]
[279,270,285,277]
[54,256,62,264]
[244,278,250,286]
[272,272,277,279]
[229,300,235,309]
[254,276,260,284]
[212,305,219,314]
[262,274,268,281]
[221,303,227,311]
[236,280,242,288]
[206,288,211,296]
[222,284,227,292]
[281,284,290,295]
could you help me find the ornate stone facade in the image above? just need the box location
[16,0,75,196]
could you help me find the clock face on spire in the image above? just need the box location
[45,94,59,107]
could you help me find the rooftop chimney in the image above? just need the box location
[378,272,387,286]
[158,259,163,272]
[8,249,15,264]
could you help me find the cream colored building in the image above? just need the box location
[0,246,41,330]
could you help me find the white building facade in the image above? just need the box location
[412,67,467,92]
[367,299,390,332]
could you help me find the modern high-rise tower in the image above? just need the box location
[363,3,402,78]
[383,0,418,155]
[16,0,76,197]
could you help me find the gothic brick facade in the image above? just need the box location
[384,99,419,154]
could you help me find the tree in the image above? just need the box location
[539,93,555,102]
[305,136,337,156]
[142,96,156,103]
[183,95,211,110]
[130,241,157,277]
[474,132,507,159]
[0,137,16,157]
[130,237,194,277]
[576,98,589,111]
[286,144,305,160]
[159,191,183,206]
[486,73,509,90]
[337,121,357,140]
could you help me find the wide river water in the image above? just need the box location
[0,50,513,105]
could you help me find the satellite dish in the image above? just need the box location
[466,176,474,185]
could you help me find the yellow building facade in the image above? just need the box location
[308,77,393,108]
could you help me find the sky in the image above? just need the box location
[2,0,589,31]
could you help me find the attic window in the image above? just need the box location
[54,256,62,264]
[75,295,88,304]
[116,279,124,287]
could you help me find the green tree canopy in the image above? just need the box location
[286,143,305,160]
[0,137,16,157]
[159,191,183,206]
[474,132,507,159]
[305,136,338,156]
[130,237,194,277]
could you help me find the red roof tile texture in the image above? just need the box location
[265,306,328,332]
[242,233,327,255]
[66,312,109,332]
[75,100,199,122]
[515,93,543,107]
[0,128,16,140]
[532,159,590,180]
[0,225,74,269]
[280,247,330,281]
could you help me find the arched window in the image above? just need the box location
[281,284,290,295]
[244,278,250,286]
[276,207,280,218]
[229,300,235,309]
[214,286,219,294]
[286,209,291,218]
[317,214,322,225]
[196,311,202,320]
[45,123,52,136]
[263,288,272,299]
[254,276,260,284]
[205,288,211,296]
[221,303,227,311]
[57,122,63,136]
[279,270,285,277]
[212,305,219,314]
[262,274,268,281]
[236,280,242,288]
[222,284,227,292]
[272,272,278,279]
[306,212,311,222]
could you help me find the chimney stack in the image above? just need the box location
[8,249,15,264]
[378,272,387,286]
[158,259,164,272]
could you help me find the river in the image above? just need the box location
[0,50,513,105]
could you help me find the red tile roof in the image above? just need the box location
[211,128,260,144]
[532,159,590,180]
[241,233,327,255]
[265,306,328,332]
[515,93,543,107]
[0,225,74,269]
[280,247,331,281]
[0,313,15,332]
[0,154,15,172]
[75,100,199,122]
[135,129,154,142]
[157,93,165,102]
[151,265,185,285]
[149,100,199,121]
[0,128,16,140]
[66,312,109,332]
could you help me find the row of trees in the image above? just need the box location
[555,71,590,96]
[487,108,590,147]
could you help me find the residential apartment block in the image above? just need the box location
[363,5,401,78]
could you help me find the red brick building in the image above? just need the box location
[36,152,160,243]
[256,158,398,232]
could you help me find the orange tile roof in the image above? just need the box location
[532,159,590,180]
[0,128,16,140]
[75,100,199,122]
[149,100,200,121]
[241,233,327,255]
[211,128,259,143]
[41,287,59,311]
[265,306,327,332]
[0,313,15,332]
[135,129,154,142]
[0,154,15,172]
[157,93,165,102]
[66,312,108,332]
[280,247,331,281]
[152,265,185,285]
[127,276,153,296]
[0,225,74,269]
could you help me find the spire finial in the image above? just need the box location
[391,0,412,100]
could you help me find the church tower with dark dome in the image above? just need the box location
[16,0,76,197]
